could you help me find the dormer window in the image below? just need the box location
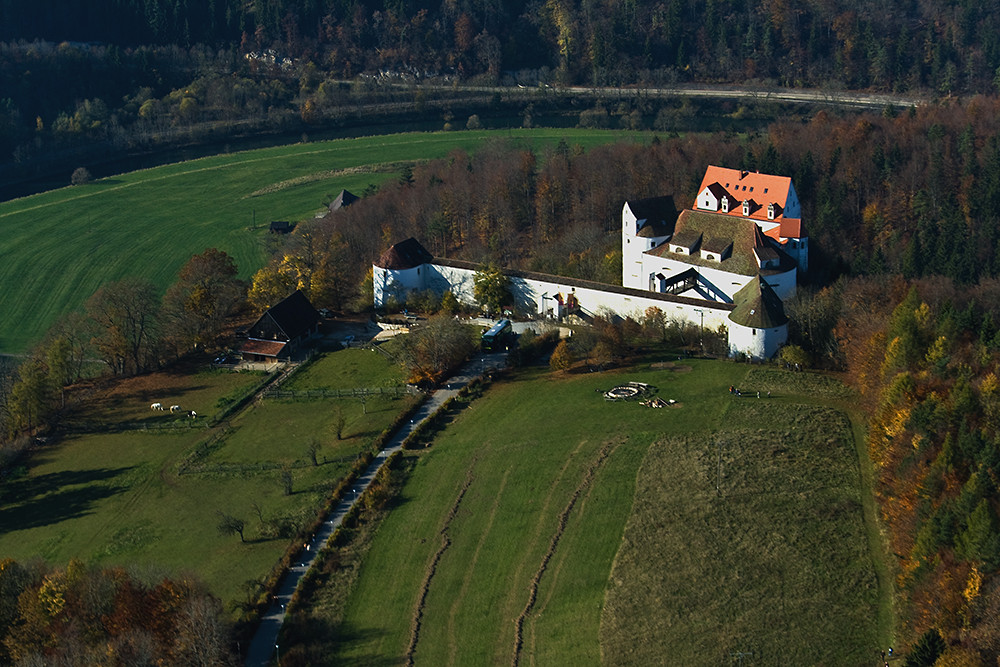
[767,203,775,220]
[721,196,729,213]
[742,200,750,216]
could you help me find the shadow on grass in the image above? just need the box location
[285,619,395,666]
[0,465,134,530]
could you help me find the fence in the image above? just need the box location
[263,385,414,400]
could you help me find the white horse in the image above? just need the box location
[169,405,181,412]
[150,403,163,410]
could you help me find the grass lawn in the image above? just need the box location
[0,128,648,354]
[0,346,415,608]
[282,346,407,391]
[304,356,884,665]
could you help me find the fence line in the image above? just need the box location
[263,385,414,400]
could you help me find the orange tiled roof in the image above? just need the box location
[696,166,800,229]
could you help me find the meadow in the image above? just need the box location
[297,356,887,665]
[0,348,412,607]
[0,128,648,354]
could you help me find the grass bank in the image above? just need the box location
[293,354,885,664]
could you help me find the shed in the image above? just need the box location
[329,189,359,212]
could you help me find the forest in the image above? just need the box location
[5,0,1000,184]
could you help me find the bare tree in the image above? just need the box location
[86,279,160,376]
[215,511,246,542]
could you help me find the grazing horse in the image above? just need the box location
[150,403,163,410]
[169,405,181,413]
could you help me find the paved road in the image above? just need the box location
[244,351,506,667]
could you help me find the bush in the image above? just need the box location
[70,167,92,185]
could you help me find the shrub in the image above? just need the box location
[70,167,92,185]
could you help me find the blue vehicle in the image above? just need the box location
[481,319,513,351]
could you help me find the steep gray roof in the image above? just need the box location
[329,189,360,211]
[728,277,788,328]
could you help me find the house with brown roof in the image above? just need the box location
[239,290,320,362]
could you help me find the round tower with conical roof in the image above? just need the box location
[727,276,789,359]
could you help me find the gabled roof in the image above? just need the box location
[729,277,788,328]
[626,196,677,238]
[246,290,319,342]
[375,237,433,270]
[330,189,359,211]
[647,210,796,276]
[696,166,799,226]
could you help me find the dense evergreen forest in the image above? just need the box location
[5,0,1000,181]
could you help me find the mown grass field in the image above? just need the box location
[306,357,883,665]
[0,348,412,607]
[0,128,648,354]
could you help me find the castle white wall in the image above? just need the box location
[727,319,787,360]
[373,265,426,306]
[784,184,801,219]
[378,261,734,331]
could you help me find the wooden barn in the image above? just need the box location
[239,290,320,362]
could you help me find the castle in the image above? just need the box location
[373,166,806,360]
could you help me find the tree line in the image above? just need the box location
[7,1,1000,181]
[828,277,1000,663]
[0,558,234,665]
[1,248,244,443]
[250,97,1000,321]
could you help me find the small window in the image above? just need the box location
[706,254,714,260]
[749,186,754,192]
[764,188,768,193]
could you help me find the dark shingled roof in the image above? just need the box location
[647,209,796,276]
[627,196,677,238]
[729,277,788,328]
[702,237,732,254]
[375,237,433,270]
[246,290,320,342]
[670,229,703,251]
[329,189,359,211]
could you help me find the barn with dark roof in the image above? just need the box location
[239,290,320,362]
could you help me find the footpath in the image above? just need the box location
[244,352,505,667]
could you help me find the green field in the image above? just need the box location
[0,128,648,354]
[301,358,885,665]
[0,348,412,606]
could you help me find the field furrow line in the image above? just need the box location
[511,438,623,667]
[405,463,476,666]
[497,438,588,655]
[446,467,511,666]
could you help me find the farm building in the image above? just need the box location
[329,189,359,212]
[239,290,320,362]
[374,166,807,361]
